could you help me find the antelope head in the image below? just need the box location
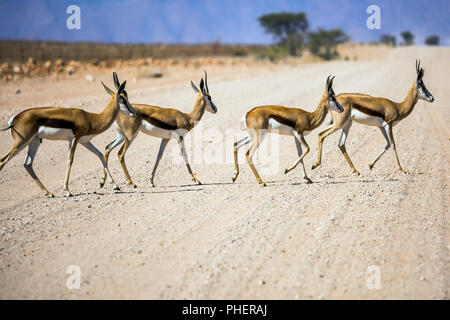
[415,60,434,103]
[191,71,218,114]
[326,75,344,113]
[103,72,138,117]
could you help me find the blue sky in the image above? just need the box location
[0,0,449,45]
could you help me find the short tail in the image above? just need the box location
[0,124,14,131]
[240,115,247,131]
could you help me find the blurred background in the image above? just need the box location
[0,0,448,78]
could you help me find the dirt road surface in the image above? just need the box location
[0,47,448,299]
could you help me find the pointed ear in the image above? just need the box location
[113,72,120,89]
[191,81,200,93]
[200,78,205,94]
[204,70,209,93]
[101,81,115,96]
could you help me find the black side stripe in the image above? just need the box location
[143,116,178,131]
[352,104,385,119]
[270,115,296,129]
[38,118,75,129]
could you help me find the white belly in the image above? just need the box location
[268,118,295,135]
[79,135,96,143]
[351,109,384,126]
[140,120,174,139]
[37,126,74,141]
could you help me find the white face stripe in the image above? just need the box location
[416,81,434,102]
[205,97,217,113]
[330,100,338,112]
[418,86,432,101]
[119,103,130,115]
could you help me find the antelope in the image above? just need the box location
[231,76,344,186]
[311,60,434,175]
[102,71,217,188]
[0,72,137,197]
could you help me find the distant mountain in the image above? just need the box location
[0,0,448,45]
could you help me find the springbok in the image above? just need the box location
[311,60,434,175]
[102,71,217,188]
[231,76,344,186]
[0,72,137,197]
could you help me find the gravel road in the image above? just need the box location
[0,46,448,299]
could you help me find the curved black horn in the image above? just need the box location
[326,75,334,90]
[416,60,421,74]
[329,75,335,91]
[204,70,209,93]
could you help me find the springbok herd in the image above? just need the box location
[0,60,434,198]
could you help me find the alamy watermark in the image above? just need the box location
[366,265,381,290]
[66,5,81,30]
[366,5,381,30]
[163,122,282,176]
[66,265,81,290]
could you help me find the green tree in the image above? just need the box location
[308,28,349,60]
[425,35,439,46]
[258,12,309,56]
[400,31,414,45]
[380,34,396,47]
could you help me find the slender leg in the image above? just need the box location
[178,136,201,185]
[311,125,340,170]
[388,124,407,174]
[231,135,252,182]
[82,142,120,191]
[338,123,360,175]
[285,132,311,180]
[285,133,312,184]
[0,150,15,172]
[368,126,391,170]
[101,133,125,187]
[245,130,267,186]
[149,138,169,187]
[23,138,54,197]
[116,138,137,188]
[0,140,27,172]
[64,138,79,197]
